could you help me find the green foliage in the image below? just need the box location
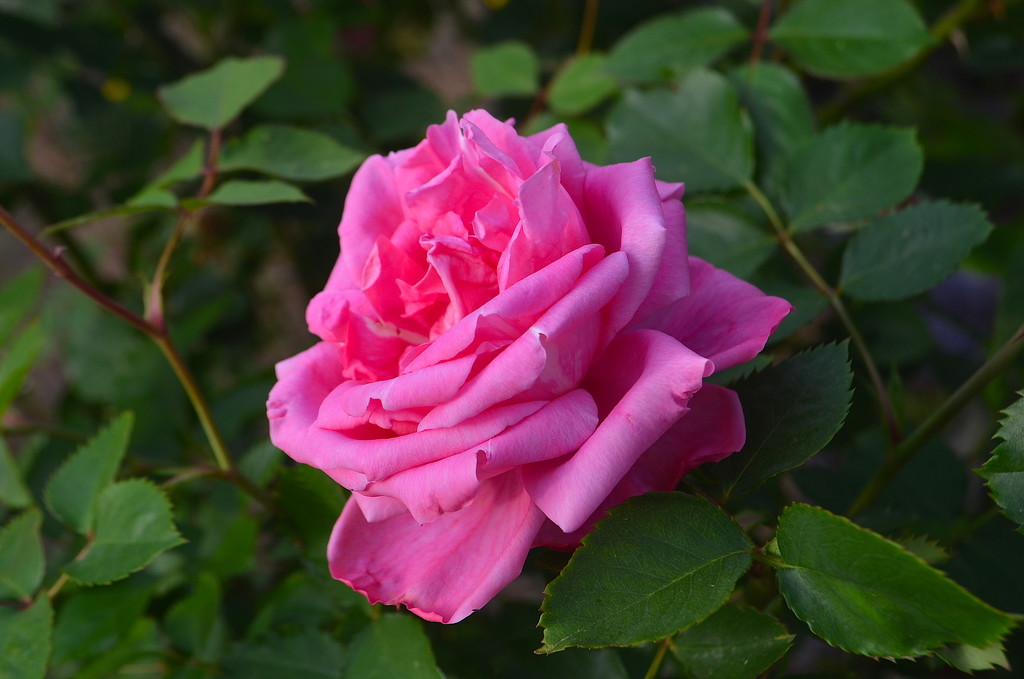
[686,202,775,278]
[223,632,346,679]
[978,391,1024,530]
[840,202,993,301]
[471,42,539,97]
[0,267,42,346]
[63,480,184,585]
[0,322,42,417]
[607,69,753,192]
[158,56,285,130]
[606,8,747,82]
[203,179,311,206]
[705,343,853,497]
[346,615,445,679]
[45,412,134,535]
[540,493,752,652]
[670,605,793,679]
[782,123,923,232]
[770,0,932,78]
[0,508,44,601]
[219,125,364,181]
[0,597,52,679]
[548,55,618,116]
[775,504,1014,658]
[0,438,32,508]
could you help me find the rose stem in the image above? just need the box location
[846,320,1024,517]
[0,180,235,476]
[748,0,773,66]
[643,636,673,679]
[575,0,600,56]
[743,181,903,445]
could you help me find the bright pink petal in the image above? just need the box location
[329,471,545,624]
[637,257,792,371]
[337,155,407,285]
[580,159,672,338]
[523,329,712,532]
[633,181,689,322]
[418,252,628,430]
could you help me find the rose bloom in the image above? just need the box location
[267,110,791,623]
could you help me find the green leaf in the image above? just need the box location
[0,321,42,417]
[0,438,31,509]
[165,573,223,661]
[782,123,922,232]
[728,63,816,181]
[152,140,204,187]
[45,412,134,535]
[978,391,1024,531]
[43,205,173,236]
[204,179,310,206]
[775,504,1015,658]
[607,69,753,191]
[64,479,184,585]
[671,605,793,679]
[548,54,618,116]
[219,125,364,181]
[606,8,747,82]
[125,186,178,209]
[277,465,347,559]
[51,578,152,666]
[937,640,1010,673]
[840,202,993,302]
[346,615,445,679]
[0,597,52,679]
[223,631,345,679]
[0,509,43,601]
[470,42,539,97]
[705,343,853,498]
[770,0,932,78]
[540,492,752,652]
[0,267,43,347]
[686,202,775,278]
[73,616,162,679]
[158,55,285,130]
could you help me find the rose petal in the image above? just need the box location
[418,252,628,430]
[523,329,712,533]
[637,257,793,371]
[633,181,689,322]
[329,470,545,624]
[580,159,674,339]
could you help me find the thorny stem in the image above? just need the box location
[743,181,903,443]
[847,320,1024,517]
[820,0,987,122]
[0,204,235,475]
[643,636,672,679]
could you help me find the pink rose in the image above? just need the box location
[267,110,791,623]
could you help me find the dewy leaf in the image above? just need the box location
[540,492,752,652]
[158,55,285,130]
[840,202,993,301]
[64,479,184,585]
[0,508,44,601]
[606,7,747,82]
[775,504,1015,658]
[0,438,32,508]
[45,412,134,535]
[728,63,816,180]
[219,124,365,181]
[770,0,932,79]
[0,267,43,347]
[704,342,852,498]
[671,605,793,679]
[686,201,775,279]
[978,391,1024,531]
[204,179,311,206]
[782,123,923,233]
[548,54,619,116]
[470,41,539,97]
[0,321,43,417]
[607,69,753,192]
[224,631,345,679]
[0,596,52,679]
[347,615,445,679]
